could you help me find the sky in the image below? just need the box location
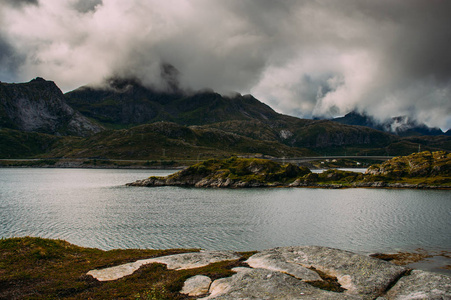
[1,0,450,130]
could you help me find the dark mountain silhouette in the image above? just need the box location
[65,77,279,127]
[333,111,444,136]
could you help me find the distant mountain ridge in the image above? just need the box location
[1,77,450,159]
[0,77,102,136]
[332,111,445,136]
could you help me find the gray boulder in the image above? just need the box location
[180,275,212,297]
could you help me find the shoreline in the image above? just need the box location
[1,237,449,299]
[127,177,451,190]
[126,153,451,189]
[0,159,186,170]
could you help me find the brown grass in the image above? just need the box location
[0,237,253,299]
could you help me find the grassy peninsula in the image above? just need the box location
[127,151,451,188]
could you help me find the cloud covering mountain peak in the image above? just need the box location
[0,0,450,130]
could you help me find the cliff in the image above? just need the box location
[0,78,102,136]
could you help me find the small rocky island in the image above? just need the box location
[127,151,451,188]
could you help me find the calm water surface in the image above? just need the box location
[1,168,450,256]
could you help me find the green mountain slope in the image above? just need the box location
[47,122,313,160]
[0,128,72,158]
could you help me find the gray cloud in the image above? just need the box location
[0,0,450,129]
[0,35,24,82]
[72,0,102,13]
[0,0,38,7]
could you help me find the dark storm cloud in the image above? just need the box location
[0,0,450,129]
[1,0,38,7]
[0,36,23,81]
[72,0,102,13]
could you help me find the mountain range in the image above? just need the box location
[332,111,448,136]
[0,77,449,160]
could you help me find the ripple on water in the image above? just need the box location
[0,169,450,254]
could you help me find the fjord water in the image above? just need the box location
[1,168,450,255]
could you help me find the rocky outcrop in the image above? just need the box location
[127,153,451,188]
[366,151,450,178]
[127,157,312,188]
[246,247,407,299]
[0,78,102,136]
[86,246,450,299]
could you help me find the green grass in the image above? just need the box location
[0,129,65,159]
[41,122,310,161]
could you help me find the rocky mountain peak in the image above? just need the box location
[0,78,103,136]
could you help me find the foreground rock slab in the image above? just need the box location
[385,270,451,299]
[199,267,361,300]
[251,246,407,299]
[87,250,241,281]
[246,248,322,281]
[86,245,451,299]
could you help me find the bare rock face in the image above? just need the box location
[86,246,451,299]
[246,246,408,299]
[141,250,241,270]
[0,78,102,136]
[199,267,360,300]
[385,270,451,299]
[87,250,241,281]
[246,248,322,281]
